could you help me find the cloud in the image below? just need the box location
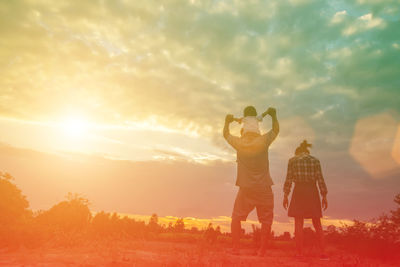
[331,10,347,24]
[342,13,385,36]
[0,0,398,174]
[0,0,398,140]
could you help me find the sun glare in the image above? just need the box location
[61,117,90,138]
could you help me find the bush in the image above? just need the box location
[35,193,91,233]
[332,194,400,260]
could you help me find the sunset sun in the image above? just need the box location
[60,116,90,138]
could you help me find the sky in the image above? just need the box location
[0,0,400,233]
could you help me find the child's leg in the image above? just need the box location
[233,117,242,123]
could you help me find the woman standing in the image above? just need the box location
[283,140,328,258]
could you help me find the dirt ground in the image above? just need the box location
[0,240,397,267]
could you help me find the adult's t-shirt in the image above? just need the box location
[224,130,277,190]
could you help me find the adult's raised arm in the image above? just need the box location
[267,107,279,136]
[223,114,243,151]
[262,107,279,147]
[223,114,234,140]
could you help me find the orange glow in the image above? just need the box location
[349,112,399,178]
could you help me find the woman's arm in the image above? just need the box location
[316,160,328,210]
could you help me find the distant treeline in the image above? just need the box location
[0,172,399,259]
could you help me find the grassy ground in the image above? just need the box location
[0,240,398,266]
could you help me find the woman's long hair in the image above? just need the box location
[295,140,312,155]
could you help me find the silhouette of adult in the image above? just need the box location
[283,140,328,258]
[223,107,279,255]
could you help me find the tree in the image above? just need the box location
[0,172,31,226]
[204,223,218,244]
[148,213,160,232]
[149,213,158,225]
[0,172,32,246]
[391,194,400,225]
[167,222,173,232]
[174,218,185,232]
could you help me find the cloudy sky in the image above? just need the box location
[0,0,399,233]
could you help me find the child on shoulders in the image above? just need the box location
[234,106,269,136]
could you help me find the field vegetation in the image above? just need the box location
[1,172,399,266]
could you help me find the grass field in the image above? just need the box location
[1,240,398,267]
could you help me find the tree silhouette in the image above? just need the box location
[391,194,400,225]
[149,213,158,225]
[0,172,32,246]
[0,172,31,226]
[167,222,173,232]
[204,223,218,244]
[148,213,161,234]
[174,218,185,232]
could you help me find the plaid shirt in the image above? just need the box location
[283,153,328,196]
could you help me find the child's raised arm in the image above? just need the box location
[261,109,269,118]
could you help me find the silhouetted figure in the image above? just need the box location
[283,140,328,258]
[223,106,279,256]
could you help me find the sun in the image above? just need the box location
[61,116,90,138]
